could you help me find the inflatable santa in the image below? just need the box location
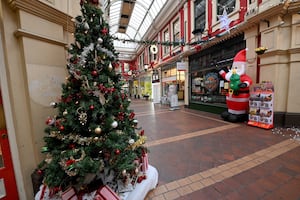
[219,49,252,122]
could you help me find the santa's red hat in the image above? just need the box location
[233,49,247,63]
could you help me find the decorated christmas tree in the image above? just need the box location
[35,0,147,197]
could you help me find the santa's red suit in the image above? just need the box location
[219,49,252,122]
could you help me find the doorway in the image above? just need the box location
[0,90,19,199]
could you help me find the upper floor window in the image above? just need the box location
[194,0,206,33]
[163,29,170,55]
[217,0,236,16]
[173,18,180,47]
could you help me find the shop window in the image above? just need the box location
[191,70,228,104]
[189,34,245,105]
[173,18,180,47]
[217,0,236,16]
[194,0,206,33]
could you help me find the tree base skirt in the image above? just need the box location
[34,165,159,200]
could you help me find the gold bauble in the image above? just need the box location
[95,127,102,134]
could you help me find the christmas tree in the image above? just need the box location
[36,0,147,196]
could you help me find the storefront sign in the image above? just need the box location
[204,73,219,92]
[176,62,187,71]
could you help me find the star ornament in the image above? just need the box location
[101,27,108,35]
[217,8,231,32]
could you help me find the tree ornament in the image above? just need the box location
[140,130,145,136]
[50,102,57,108]
[129,112,135,119]
[45,117,55,125]
[122,169,126,176]
[89,105,95,110]
[59,125,65,131]
[129,139,135,145]
[84,22,90,30]
[77,107,87,125]
[91,70,98,76]
[111,121,118,128]
[76,41,81,49]
[37,169,43,175]
[97,37,103,44]
[63,110,68,116]
[115,149,120,155]
[133,119,138,127]
[94,126,102,134]
[108,62,113,71]
[101,27,108,35]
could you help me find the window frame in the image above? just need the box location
[172,18,180,47]
[163,28,170,55]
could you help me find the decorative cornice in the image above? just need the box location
[7,0,74,33]
[14,28,67,47]
[246,1,300,25]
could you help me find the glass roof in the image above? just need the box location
[105,0,168,59]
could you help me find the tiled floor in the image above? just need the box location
[129,99,300,200]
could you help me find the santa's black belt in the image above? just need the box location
[233,90,249,95]
[238,90,249,93]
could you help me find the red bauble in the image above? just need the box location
[91,70,98,76]
[89,105,95,110]
[59,125,65,131]
[45,117,52,125]
[115,149,120,155]
[37,169,43,175]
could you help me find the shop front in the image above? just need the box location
[189,34,245,113]
[161,64,185,102]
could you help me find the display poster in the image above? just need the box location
[248,82,274,129]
